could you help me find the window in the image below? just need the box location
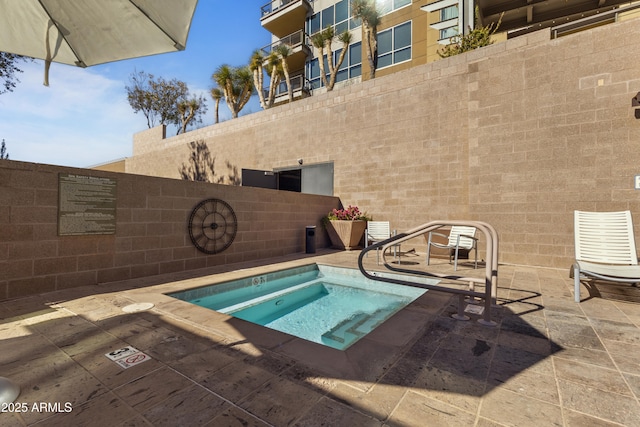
[335,0,349,34]
[306,41,362,89]
[322,6,334,28]
[376,0,411,15]
[377,21,412,69]
[441,5,458,21]
[308,13,320,35]
[440,26,458,40]
[307,0,359,35]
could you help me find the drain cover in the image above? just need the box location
[122,303,154,313]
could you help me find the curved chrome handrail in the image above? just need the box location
[358,220,499,326]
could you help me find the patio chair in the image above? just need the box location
[365,221,398,264]
[426,226,478,271]
[572,210,640,302]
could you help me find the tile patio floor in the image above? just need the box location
[2,249,640,426]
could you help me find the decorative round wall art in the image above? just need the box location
[187,198,237,254]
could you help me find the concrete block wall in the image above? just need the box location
[126,19,640,269]
[0,161,338,301]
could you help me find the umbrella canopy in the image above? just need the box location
[0,0,199,85]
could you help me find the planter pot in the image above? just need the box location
[326,220,367,250]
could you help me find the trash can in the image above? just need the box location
[305,226,316,254]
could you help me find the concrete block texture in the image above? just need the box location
[126,18,640,270]
[0,162,338,301]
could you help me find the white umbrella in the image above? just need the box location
[0,0,199,85]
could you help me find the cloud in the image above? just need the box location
[0,59,265,167]
[0,61,146,167]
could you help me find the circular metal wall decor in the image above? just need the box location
[188,198,237,254]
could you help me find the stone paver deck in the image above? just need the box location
[2,250,640,426]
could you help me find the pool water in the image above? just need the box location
[168,264,436,350]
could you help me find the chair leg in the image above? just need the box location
[573,264,581,302]
[453,246,459,271]
[473,245,478,269]
[426,235,432,266]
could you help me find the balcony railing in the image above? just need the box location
[260,30,310,56]
[261,0,313,18]
[263,74,312,103]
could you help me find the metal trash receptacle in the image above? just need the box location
[305,226,316,253]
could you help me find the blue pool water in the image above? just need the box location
[168,264,436,350]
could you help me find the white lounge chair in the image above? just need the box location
[365,221,398,264]
[426,226,478,271]
[573,210,640,302]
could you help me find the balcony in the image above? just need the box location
[260,0,312,38]
[260,30,311,74]
[264,74,312,106]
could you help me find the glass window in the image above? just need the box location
[394,0,411,9]
[349,65,362,79]
[308,13,320,35]
[378,52,392,69]
[378,29,392,55]
[440,26,458,40]
[376,0,410,15]
[441,5,458,21]
[306,42,361,88]
[334,0,349,34]
[322,6,334,28]
[350,16,362,30]
[377,21,412,69]
[395,47,411,63]
[394,22,411,49]
[336,68,349,83]
[349,43,361,67]
[309,58,320,79]
[335,0,348,22]
[376,0,393,15]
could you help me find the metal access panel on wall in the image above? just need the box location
[300,162,333,196]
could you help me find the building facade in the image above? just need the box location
[259,0,474,103]
[125,16,640,269]
[259,0,640,104]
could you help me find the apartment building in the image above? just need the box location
[259,0,639,104]
[259,0,464,103]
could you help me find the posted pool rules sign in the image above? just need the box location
[105,346,151,369]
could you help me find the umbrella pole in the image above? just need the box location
[43,59,51,87]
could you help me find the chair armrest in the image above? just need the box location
[428,231,448,240]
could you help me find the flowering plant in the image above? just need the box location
[325,205,370,221]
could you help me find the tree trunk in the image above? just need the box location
[281,57,293,103]
[364,23,377,79]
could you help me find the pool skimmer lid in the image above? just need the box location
[122,302,154,313]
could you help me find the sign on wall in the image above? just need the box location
[58,173,117,236]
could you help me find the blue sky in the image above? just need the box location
[0,1,271,168]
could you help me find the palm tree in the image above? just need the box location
[249,50,268,110]
[0,139,9,159]
[265,51,283,106]
[177,96,206,134]
[249,49,284,109]
[274,44,293,103]
[212,64,254,119]
[210,88,223,124]
[351,0,381,79]
[311,26,352,91]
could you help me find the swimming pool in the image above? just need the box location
[168,264,437,350]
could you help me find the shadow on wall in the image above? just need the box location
[179,139,241,185]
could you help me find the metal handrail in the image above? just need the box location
[261,30,310,56]
[549,2,640,38]
[263,73,312,101]
[358,220,499,326]
[261,0,314,18]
